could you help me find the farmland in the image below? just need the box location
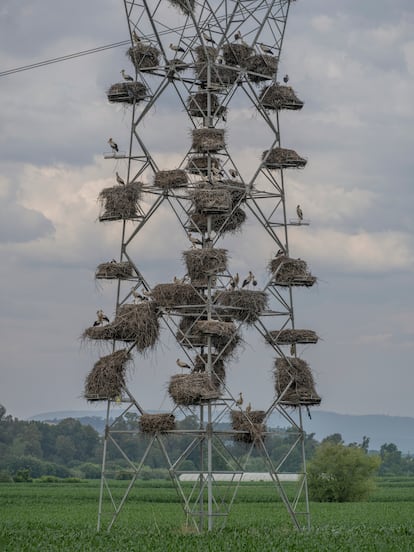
[1,478,413,551]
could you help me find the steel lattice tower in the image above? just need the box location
[83,0,321,533]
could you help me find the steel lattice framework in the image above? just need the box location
[84,0,321,534]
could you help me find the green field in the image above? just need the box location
[1,478,413,551]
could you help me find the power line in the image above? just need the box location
[0,40,130,78]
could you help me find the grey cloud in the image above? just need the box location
[0,201,54,243]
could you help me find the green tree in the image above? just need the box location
[307,441,380,502]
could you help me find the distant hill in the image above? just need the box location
[29,409,414,453]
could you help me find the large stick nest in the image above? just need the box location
[194,48,238,86]
[107,82,147,104]
[259,84,304,111]
[95,261,134,280]
[167,0,195,15]
[192,128,226,153]
[139,413,176,434]
[269,256,316,287]
[222,43,254,66]
[190,187,232,213]
[189,207,246,234]
[246,54,278,82]
[231,410,266,443]
[154,169,188,189]
[183,248,228,279]
[187,92,227,119]
[84,349,131,401]
[98,182,142,221]
[186,156,220,175]
[194,353,226,387]
[194,45,218,63]
[176,318,240,358]
[266,329,319,345]
[262,148,307,169]
[128,44,160,71]
[214,290,268,324]
[83,303,160,352]
[151,283,203,310]
[168,373,221,406]
[176,317,209,347]
[217,179,247,204]
[274,357,321,406]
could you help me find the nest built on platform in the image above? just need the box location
[183,248,228,280]
[107,82,147,104]
[151,283,202,310]
[214,290,268,324]
[274,357,321,406]
[95,261,134,280]
[128,44,160,71]
[190,187,232,213]
[266,329,319,345]
[269,256,316,287]
[194,47,238,86]
[231,410,266,443]
[168,373,221,406]
[98,182,142,221]
[186,155,220,175]
[218,179,246,204]
[83,302,160,352]
[262,148,307,169]
[167,0,195,15]
[222,43,254,66]
[259,84,304,110]
[192,128,226,153]
[176,317,208,347]
[176,318,240,358]
[84,349,131,401]
[187,92,227,119]
[139,413,176,434]
[246,55,278,82]
[189,207,246,234]
[154,169,188,190]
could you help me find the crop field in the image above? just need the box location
[1,477,413,551]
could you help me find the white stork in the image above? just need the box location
[132,30,141,44]
[93,310,110,326]
[202,31,216,44]
[121,69,134,81]
[116,172,126,186]
[242,271,257,288]
[235,392,243,406]
[229,273,240,289]
[283,74,289,83]
[176,358,192,370]
[169,43,185,53]
[108,138,118,154]
[296,204,303,222]
[188,233,202,248]
[229,168,239,179]
[258,43,274,55]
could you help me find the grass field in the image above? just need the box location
[1,478,413,551]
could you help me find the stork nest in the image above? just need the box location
[214,290,268,324]
[154,169,188,189]
[83,302,160,352]
[192,128,226,153]
[167,59,190,75]
[274,357,321,406]
[231,410,266,443]
[218,179,247,204]
[222,43,254,66]
[262,148,307,169]
[246,54,278,82]
[84,349,131,401]
[194,353,226,387]
[167,0,195,15]
[168,373,221,406]
[266,329,319,345]
[269,256,316,287]
[176,317,208,347]
[189,207,246,234]
[186,156,220,175]
[259,84,304,111]
[194,45,218,63]
[187,92,227,119]
[190,187,232,213]
[95,261,134,280]
[151,283,203,310]
[107,82,147,104]
[176,318,240,358]
[183,248,228,280]
[128,44,160,71]
[98,182,142,221]
[139,413,176,434]
[196,63,239,86]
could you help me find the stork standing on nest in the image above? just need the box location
[229,273,239,289]
[170,43,185,53]
[116,172,126,186]
[202,31,216,44]
[258,43,274,55]
[283,74,289,84]
[188,233,202,248]
[296,204,303,223]
[276,248,285,257]
[242,271,257,288]
[235,392,243,406]
[131,288,145,303]
[246,402,252,414]
[132,30,141,44]
[93,310,110,326]
[176,358,192,371]
[108,138,118,154]
[121,69,134,81]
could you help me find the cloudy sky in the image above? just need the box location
[1,0,413,421]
